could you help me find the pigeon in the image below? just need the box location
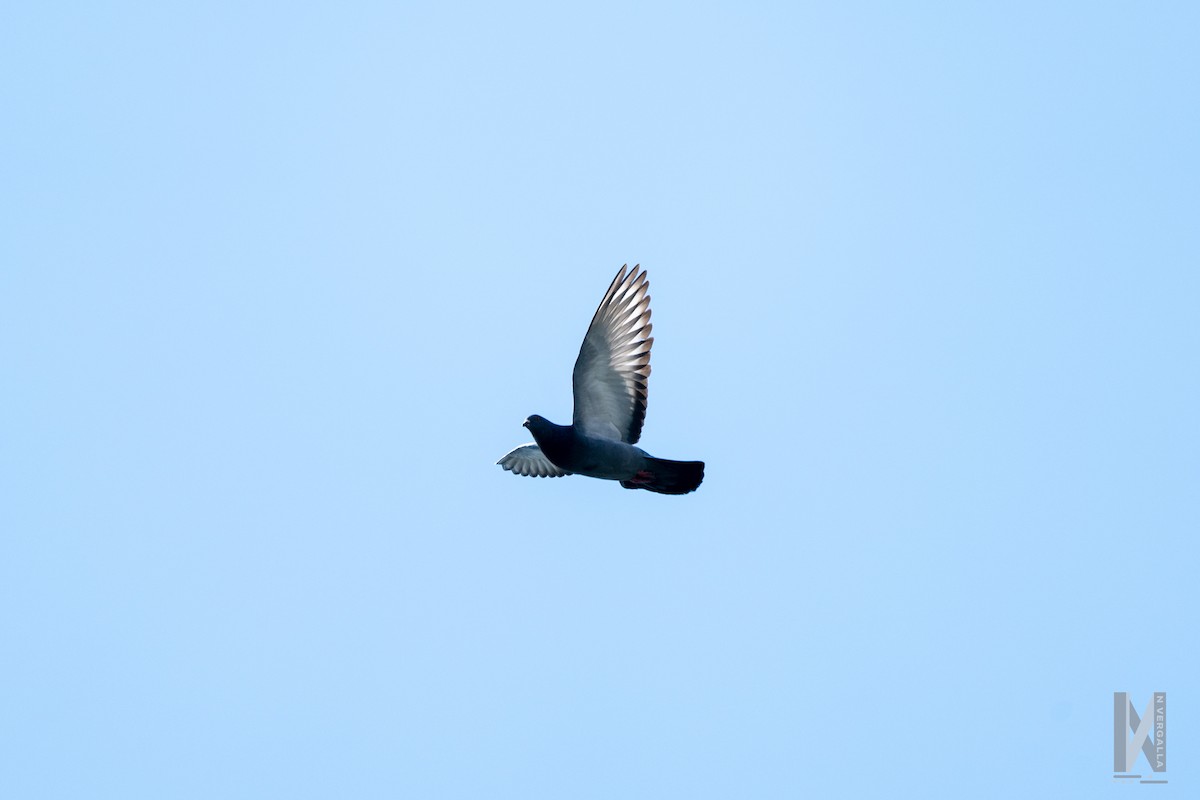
[497,264,705,495]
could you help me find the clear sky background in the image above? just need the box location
[2,3,1197,798]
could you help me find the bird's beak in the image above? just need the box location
[522,419,530,429]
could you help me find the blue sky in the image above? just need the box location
[2,2,1197,797]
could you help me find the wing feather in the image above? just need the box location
[571,264,653,443]
[496,443,572,478]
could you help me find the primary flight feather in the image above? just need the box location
[496,264,705,495]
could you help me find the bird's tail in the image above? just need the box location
[621,457,705,495]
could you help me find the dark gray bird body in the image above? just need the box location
[523,416,646,480]
[497,265,705,495]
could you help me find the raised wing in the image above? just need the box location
[495,443,572,478]
[571,264,653,443]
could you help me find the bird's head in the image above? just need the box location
[522,414,559,442]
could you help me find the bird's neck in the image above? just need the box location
[531,421,573,463]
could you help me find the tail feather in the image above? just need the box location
[621,457,705,495]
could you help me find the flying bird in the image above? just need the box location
[497,264,705,495]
